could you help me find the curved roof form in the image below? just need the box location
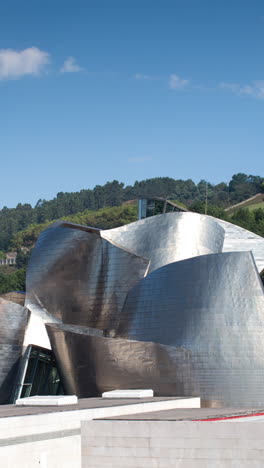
[118,251,264,346]
[116,251,264,407]
[212,217,264,272]
[26,213,224,332]
[103,212,225,273]
[26,221,149,331]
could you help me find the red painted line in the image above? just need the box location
[194,412,264,421]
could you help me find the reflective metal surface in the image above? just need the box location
[117,251,264,345]
[46,323,196,398]
[25,213,223,349]
[0,298,29,403]
[103,212,225,273]
[26,221,149,332]
[46,251,264,407]
[214,217,264,272]
[117,251,264,407]
[24,212,264,407]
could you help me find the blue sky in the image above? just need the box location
[1,0,264,208]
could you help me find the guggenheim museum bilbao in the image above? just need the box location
[1,200,264,408]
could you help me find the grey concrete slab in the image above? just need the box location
[98,407,264,421]
[0,397,183,419]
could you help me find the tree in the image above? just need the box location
[16,250,31,269]
[0,268,26,294]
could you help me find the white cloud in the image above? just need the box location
[220,81,264,99]
[0,47,50,80]
[128,157,152,163]
[60,57,83,73]
[169,74,189,90]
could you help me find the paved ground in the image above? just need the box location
[0,397,183,419]
[98,407,264,421]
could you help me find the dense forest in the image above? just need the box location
[0,172,263,294]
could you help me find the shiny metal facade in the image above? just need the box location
[117,251,264,346]
[103,212,225,273]
[0,299,29,403]
[25,212,264,407]
[116,251,264,407]
[25,213,223,347]
[214,217,264,272]
[26,221,149,330]
[46,323,195,399]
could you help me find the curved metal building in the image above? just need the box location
[25,213,223,344]
[46,251,264,407]
[24,212,264,407]
[214,217,264,273]
[116,251,264,407]
[117,251,264,346]
[0,298,29,403]
[26,221,149,331]
[103,212,225,272]
[46,323,196,399]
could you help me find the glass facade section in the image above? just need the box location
[12,345,64,402]
[138,198,187,219]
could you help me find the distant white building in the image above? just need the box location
[0,252,17,265]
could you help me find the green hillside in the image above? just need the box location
[225,193,264,214]
[12,204,138,251]
[248,202,264,211]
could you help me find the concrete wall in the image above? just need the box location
[0,398,198,467]
[0,433,80,468]
[0,411,82,468]
[82,420,264,467]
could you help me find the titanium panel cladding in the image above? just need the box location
[46,323,196,398]
[26,221,149,330]
[117,252,264,407]
[0,298,29,403]
[103,212,225,272]
[214,217,264,272]
[25,212,264,407]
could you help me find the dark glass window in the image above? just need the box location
[12,345,64,402]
